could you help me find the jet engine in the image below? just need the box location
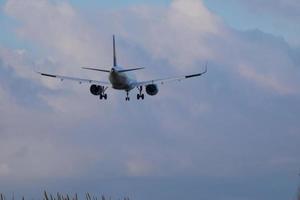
[90,85,103,96]
[146,84,159,96]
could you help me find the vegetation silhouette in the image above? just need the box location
[0,191,130,200]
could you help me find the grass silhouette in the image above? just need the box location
[0,191,130,200]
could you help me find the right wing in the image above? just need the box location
[135,65,207,87]
[37,72,110,85]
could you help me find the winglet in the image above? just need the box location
[185,62,208,79]
[38,72,57,78]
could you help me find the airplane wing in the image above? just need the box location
[135,66,207,87]
[37,72,110,85]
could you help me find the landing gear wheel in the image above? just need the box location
[104,93,107,100]
[126,97,130,101]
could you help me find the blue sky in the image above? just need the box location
[0,0,299,200]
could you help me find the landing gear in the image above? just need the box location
[124,87,144,101]
[100,93,107,100]
[137,93,144,100]
[137,86,145,100]
[99,86,108,100]
[125,91,130,101]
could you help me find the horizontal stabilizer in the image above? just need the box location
[117,67,145,73]
[82,67,110,73]
[82,67,145,73]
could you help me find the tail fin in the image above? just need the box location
[113,35,117,67]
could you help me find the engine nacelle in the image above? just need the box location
[146,84,159,96]
[90,85,103,96]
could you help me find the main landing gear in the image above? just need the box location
[137,86,145,100]
[100,86,108,100]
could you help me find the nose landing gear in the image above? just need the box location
[137,86,145,100]
[125,90,130,101]
[99,86,108,100]
[100,93,107,100]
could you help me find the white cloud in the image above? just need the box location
[4,0,111,74]
[117,0,300,96]
[117,0,223,70]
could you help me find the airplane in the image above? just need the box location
[38,35,207,101]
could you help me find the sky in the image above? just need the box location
[0,0,300,200]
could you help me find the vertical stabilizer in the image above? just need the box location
[113,35,117,67]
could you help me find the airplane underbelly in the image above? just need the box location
[109,73,134,90]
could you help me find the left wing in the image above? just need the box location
[37,72,110,85]
[135,66,207,87]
